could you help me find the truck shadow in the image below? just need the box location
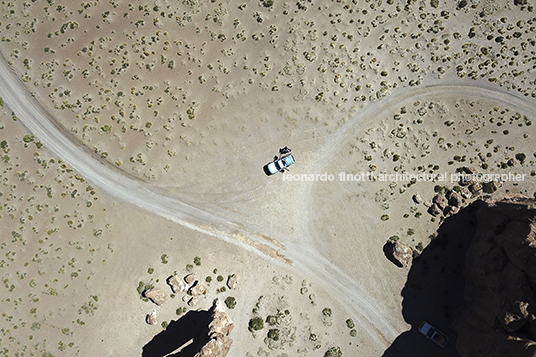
[142,309,212,357]
[382,203,479,357]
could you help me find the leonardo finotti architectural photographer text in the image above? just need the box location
[282,172,527,183]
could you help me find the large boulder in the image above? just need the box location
[456,196,536,357]
[146,310,158,325]
[227,274,240,290]
[189,281,207,296]
[144,288,167,306]
[167,275,187,293]
[388,241,413,267]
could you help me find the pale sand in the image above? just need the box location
[1,1,536,356]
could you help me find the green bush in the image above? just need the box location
[324,346,342,357]
[268,328,280,341]
[224,296,236,309]
[248,317,264,332]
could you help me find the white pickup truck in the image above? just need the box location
[263,154,295,175]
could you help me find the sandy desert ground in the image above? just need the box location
[1,0,536,356]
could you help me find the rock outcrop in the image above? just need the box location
[226,274,240,290]
[144,288,167,306]
[194,300,234,357]
[189,281,207,296]
[146,310,158,325]
[456,196,536,357]
[387,241,413,267]
[167,275,187,293]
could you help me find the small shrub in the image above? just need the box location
[324,346,342,357]
[346,318,355,328]
[268,328,280,341]
[387,235,399,244]
[248,317,264,331]
[322,307,332,317]
[482,181,496,194]
[224,296,236,309]
[266,314,279,325]
[137,281,154,298]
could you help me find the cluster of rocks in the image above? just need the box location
[422,166,503,218]
[144,272,240,325]
[456,196,536,357]
[426,189,465,217]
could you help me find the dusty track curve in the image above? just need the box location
[2,49,535,350]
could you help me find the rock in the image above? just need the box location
[463,166,477,175]
[447,190,463,207]
[193,300,234,357]
[460,186,472,199]
[167,275,186,293]
[227,274,240,290]
[444,205,459,216]
[388,241,413,267]
[189,281,207,296]
[208,300,234,337]
[499,301,530,332]
[459,177,472,186]
[433,194,448,209]
[146,310,158,325]
[456,196,536,357]
[188,297,199,307]
[144,288,167,306]
[469,182,482,195]
[412,194,423,204]
[428,203,442,216]
[185,273,197,285]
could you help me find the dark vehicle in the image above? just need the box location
[418,321,449,347]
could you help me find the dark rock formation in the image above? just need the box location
[456,196,536,357]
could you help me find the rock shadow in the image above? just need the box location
[383,243,404,268]
[382,204,479,357]
[142,309,212,357]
